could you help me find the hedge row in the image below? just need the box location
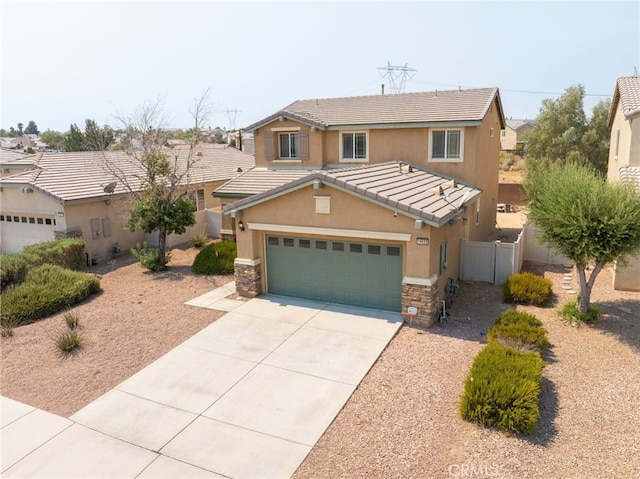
[1,264,100,327]
[460,310,549,436]
[1,238,86,292]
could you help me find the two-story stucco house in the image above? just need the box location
[607,75,640,291]
[0,146,254,260]
[500,119,536,152]
[215,88,505,326]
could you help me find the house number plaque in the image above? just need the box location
[416,237,429,245]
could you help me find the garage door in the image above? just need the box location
[265,235,402,311]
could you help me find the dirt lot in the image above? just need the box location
[1,242,639,478]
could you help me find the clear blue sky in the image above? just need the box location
[2,1,639,133]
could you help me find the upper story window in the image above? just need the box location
[430,128,464,162]
[279,132,299,159]
[341,131,368,162]
[264,128,308,162]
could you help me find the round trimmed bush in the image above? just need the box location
[191,241,237,275]
[503,272,552,306]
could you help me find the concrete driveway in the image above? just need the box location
[1,294,403,478]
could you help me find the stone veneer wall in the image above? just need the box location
[235,261,262,297]
[402,280,439,327]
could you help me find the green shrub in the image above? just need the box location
[559,301,601,324]
[21,238,86,271]
[131,242,170,271]
[1,239,86,292]
[188,231,209,249]
[503,272,552,306]
[55,329,82,354]
[488,310,549,353]
[499,153,515,171]
[0,254,29,292]
[460,343,545,436]
[64,311,80,330]
[0,265,100,326]
[192,241,237,275]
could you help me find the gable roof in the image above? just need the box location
[223,162,481,228]
[608,75,640,127]
[0,148,34,164]
[0,147,254,205]
[247,87,505,131]
[505,119,536,130]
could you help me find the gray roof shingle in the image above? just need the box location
[0,147,254,204]
[247,87,504,130]
[223,162,481,227]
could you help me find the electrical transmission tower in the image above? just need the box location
[377,62,417,94]
[226,108,240,130]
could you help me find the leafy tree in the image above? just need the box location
[8,127,16,137]
[41,130,65,150]
[526,85,610,175]
[0,128,8,137]
[103,91,211,270]
[524,161,640,313]
[62,120,114,151]
[24,121,39,135]
[83,119,114,150]
[17,123,23,136]
[63,124,86,151]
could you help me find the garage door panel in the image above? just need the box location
[266,235,402,311]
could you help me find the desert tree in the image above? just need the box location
[526,85,611,175]
[102,90,212,270]
[524,161,640,313]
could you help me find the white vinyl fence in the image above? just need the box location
[460,226,569,285]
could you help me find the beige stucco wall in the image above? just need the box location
[614,253,640,292]
[234,184,472,298]
[252,98,502,244]
[64,196,144,261]
[607,103,640,180]
[500,124,534,151]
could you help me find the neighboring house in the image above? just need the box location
[215,87,505,326]
[607,75,640,291]
[227,130,255,155]
[500,119,536,152]
[0,147,254,260]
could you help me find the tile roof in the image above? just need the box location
[619,165,640,194]
[223,162,481,228]
[246,87,504,130]
[0,149,35,164]
[608,75,640,127]
[0,147,254,204]
[505,119,536,130]
[214,168,316,197]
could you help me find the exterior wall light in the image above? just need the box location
[238,220,245,232]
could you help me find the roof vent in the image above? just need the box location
[102,181,117,194]
[21,187,33,194]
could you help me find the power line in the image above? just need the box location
[225,108,240,130]
[410,79,610,97]
[377,62,417,94]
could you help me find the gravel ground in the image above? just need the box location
[2,242,639,478]
[293,263,640,479]
[0,245,230,418]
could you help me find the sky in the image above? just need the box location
[1,1,639,133]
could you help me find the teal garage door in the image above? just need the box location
[265,235,402,311]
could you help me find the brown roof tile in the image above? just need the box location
[0,147,254,204]
[223,162,481,227]
[247,87,504,130]
[608,75,640,126]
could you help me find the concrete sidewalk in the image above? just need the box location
[1,293,403,478]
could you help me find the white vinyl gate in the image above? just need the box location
[459,231,525,285]
[459,226,570,285]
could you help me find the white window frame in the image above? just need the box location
[429,128,464,163]
[189,188,206,211]
[340,131,369,163]
[278,132,300,159]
